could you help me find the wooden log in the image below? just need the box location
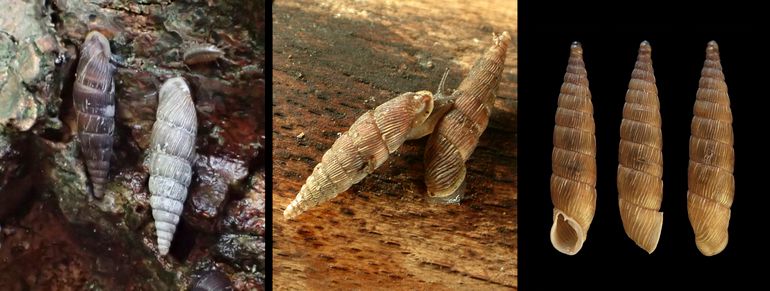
[272,0,517,289]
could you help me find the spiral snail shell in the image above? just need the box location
[423,31,511,203]
[550,42,596,255]
[148,77,198,255]
[73,31,117,198]
[618,41,664,254]
[688,41,734,256]
[284,91,435,220]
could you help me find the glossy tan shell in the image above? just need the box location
[618,41,664,254]
[688,41,734,256]
[284,91,435,220]
[148,77,198,255]
[550,42,596,255]
[74,31,116,198]
[423,32,510,203]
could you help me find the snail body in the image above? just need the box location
[618,41,664,254]
[550,42,596,255]
[688,41,734,256]
[74,31,117,198]
[423,32,511,203]
[284,91,435,219]
[148,77,198,255]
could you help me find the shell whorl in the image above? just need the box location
[284,91,435,220]
[74,31,116,199]
[618,41,664,254]
[550,42,596,255]
[688,41,734,256]
[149,77,198,255]
[423,31,510,203]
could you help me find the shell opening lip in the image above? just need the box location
[413,90,435,118]
[550,209,586,255]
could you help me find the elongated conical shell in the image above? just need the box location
[550,42,596,255]
[284,91,435,219]
[423,32,510,203]
[618,41,664,254]
[74,31,116,198]
[688,41,734,256]
[148,77,198,255]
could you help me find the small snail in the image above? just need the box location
[148,77,198,255]
[73,31,117,198]
[423,31,511,203]
[284,91,435,219]
[688,41,734,256]
[550,42,597,255]
[183,45,226,66]
[617,41,664,254]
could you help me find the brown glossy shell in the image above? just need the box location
[550,42,596,255]
[618,41,664,254]
[73,31,116,199]
[284,91,435,219]
[423,32,510,203]
[688,40,734,256]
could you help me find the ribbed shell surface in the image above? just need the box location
[149,77,198,255]
[618,41,664,254]
[423,32,511,202]
[284,91,434,219]
[74,31,116,198]
[688,41,734,256]
[550,42,596,255]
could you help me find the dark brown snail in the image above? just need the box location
[73,31,117,198]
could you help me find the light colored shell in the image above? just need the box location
[550,42,596,255]
[284,91,435,220]
[148,77,198,255]
[74,31,117,199]
[423,31,510,203]
[688,41,734,256]
[618,41,664,254]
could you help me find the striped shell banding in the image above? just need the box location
[550,42,596,255]
[284,91,435,220]
[688,41,734,256]
[423,31,511,203]
[148,77,198,255]
[74,31,117,199]
[618,41,664,254]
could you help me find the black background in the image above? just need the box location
[518,1,767,288]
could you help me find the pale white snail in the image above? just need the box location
[148,77,198,255]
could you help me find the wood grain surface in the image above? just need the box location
[272,0,517,289]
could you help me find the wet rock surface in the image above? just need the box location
[0,0,265,289]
